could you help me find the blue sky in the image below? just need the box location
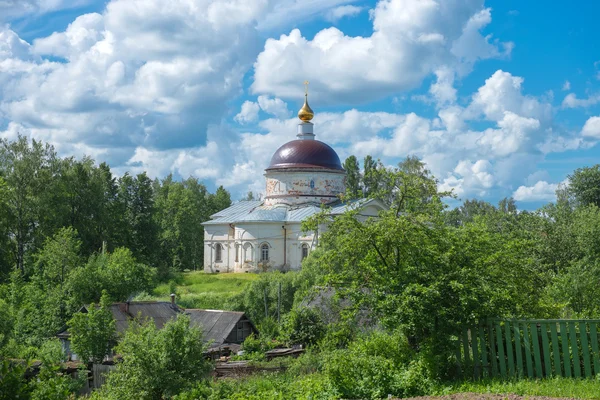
[1,0,600,209]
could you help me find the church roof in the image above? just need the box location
[203,198,385,225]
[266,140,344,171]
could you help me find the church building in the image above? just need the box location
[202,90,386,273]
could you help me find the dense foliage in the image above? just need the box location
[91,315,211,400]
[4,136,600,399]
[0,136,231,281]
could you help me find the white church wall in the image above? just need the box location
[204,222,316,273]
[264,169,346,206]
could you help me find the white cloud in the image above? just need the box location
[0,0,268,166]
[257,0,359,31]
[513,180,559,202]
[257,96,291,119]
[582,116,600,139]
[562,80,571,91]
[0,0,92,21]
[469,70,551,122]
[325,5,363,22]
[235,101,260,124]
[561,93,600,109]
[429,67,457,106]
[252,0,512,103]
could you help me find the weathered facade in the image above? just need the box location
[203,91,387,273]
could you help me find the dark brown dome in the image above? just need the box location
[267,140,344,171]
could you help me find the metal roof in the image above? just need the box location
[186,309,253,345]
[267,140,344,171]
[203,198,386,226]
[210,200,262,219]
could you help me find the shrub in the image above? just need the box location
[282,307,325,347]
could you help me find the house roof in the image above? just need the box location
[186,309,255,345]
[56,301,182,339]
[109,302,181,333]
[203,198,387,226]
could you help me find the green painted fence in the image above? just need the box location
[457,319,600,379]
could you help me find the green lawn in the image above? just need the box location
[150,272,259,310]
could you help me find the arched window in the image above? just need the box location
[261,243,269,262]
[244,243,253,262]
[215,244,223,262]
[301,243,309,260]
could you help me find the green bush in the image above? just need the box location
[282,307,325,347]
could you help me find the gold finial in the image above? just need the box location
[298,80,314,122]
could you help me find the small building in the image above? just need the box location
[186,309,258,346]
[57,300,258,360]
[57,301,182,360]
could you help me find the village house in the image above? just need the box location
[57,297,257,361]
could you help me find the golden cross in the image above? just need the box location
[304,80,309,96]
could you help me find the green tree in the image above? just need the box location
[118,173,159,267]
[93,314,212,400]
[68,248,156,306]
[498,196,517,214]
[567,165,600,208]
[0,177,13,280]
[0,136,57,273]
[242,191,255,201]
[210,185,232,212]
[68,290,116,363]
[34,227,81,288]
[342,155,361,198]
[444,199,496,227]
[362,155,379,197]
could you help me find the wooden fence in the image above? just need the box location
[457,319,600,379]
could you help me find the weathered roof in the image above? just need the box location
[186,309,252,345]
[210,200,263,219]
[109,302,181,333]
[203,198,386,226]
[56,301,182,339]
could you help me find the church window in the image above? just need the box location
[215,244,223,262]
[235,244,239,262]
[301,243,309,260]
[244,244,253,262]
[261,244,269,262]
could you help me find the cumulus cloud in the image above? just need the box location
[257,96,291,119]
[513,180,559,202]
[582,116,600,139]
[235,101,260,124]
[0,0,269,168]
[562,80,571,91]
[469,70,551,122]
[252,0,512,103]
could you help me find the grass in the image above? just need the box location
[437,377,600,399]
[150,271,259,309]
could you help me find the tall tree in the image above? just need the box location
[498,197,517,214]
[567,165,600,208]
[362,155,379,197]
[0,136,57,273]
[118,173,159,267]
[343,155,361,198]
[210,185,232,212]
